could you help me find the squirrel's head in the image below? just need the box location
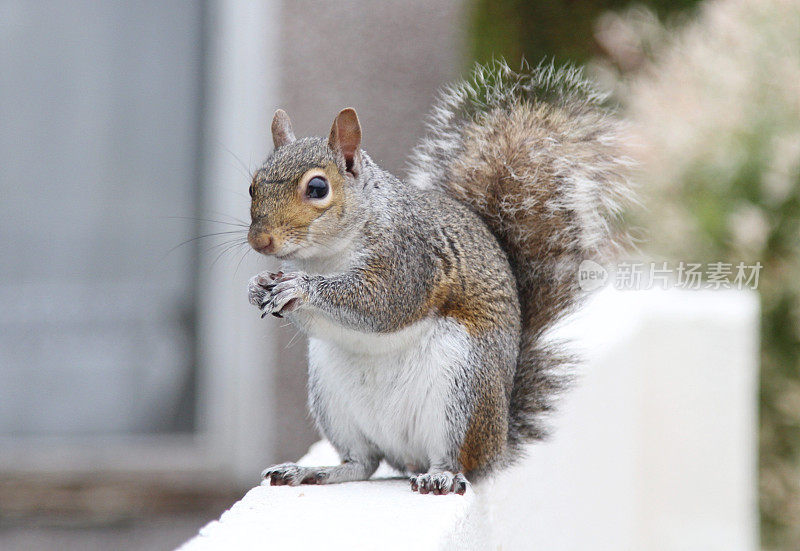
[248,108,365,259]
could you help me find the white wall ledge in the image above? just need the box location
[180,441,490,551]
[180,288,760,551]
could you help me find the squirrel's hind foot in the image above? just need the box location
[262,460,377,486]
[410,471,468,495]
[261,463,326,486]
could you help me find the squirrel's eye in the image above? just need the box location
[306,176,329,200]
[248,185,254,198]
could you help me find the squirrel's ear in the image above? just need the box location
[271,109,296,149]
[328,108,362,176]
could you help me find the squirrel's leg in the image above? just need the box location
[261,345,384,487]
[250,261,439,333]
[262,456,379,486]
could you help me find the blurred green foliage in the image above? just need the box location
[469,1,800,549]
[594,3,800,547]
[469,0,700,66]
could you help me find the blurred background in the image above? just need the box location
[0,0,797,549]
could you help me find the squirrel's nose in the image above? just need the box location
[249,233,275,255]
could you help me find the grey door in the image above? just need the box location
[0,1,204,435]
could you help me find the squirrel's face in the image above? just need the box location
[248,109,363,260]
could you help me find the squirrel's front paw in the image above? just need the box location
[248,271,309,318]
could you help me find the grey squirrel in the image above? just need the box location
[246,61,631,495]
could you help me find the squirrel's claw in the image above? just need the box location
[410,471,468,496]
[261,463,332,486]
[249,270,309,318]
[262,463,306,486]
[248,271,278,307]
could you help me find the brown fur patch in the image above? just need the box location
[435,288,497,336]
[459,375,508,474]
[423,226,515,337]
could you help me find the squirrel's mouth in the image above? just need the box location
[250,240,299,259]
[274,244,302,260]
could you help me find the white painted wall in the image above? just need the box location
[181,288,760,550]
[491,288,759,551]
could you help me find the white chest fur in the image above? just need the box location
[306,316,472,472]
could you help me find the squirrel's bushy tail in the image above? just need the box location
[407,60,632,458]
